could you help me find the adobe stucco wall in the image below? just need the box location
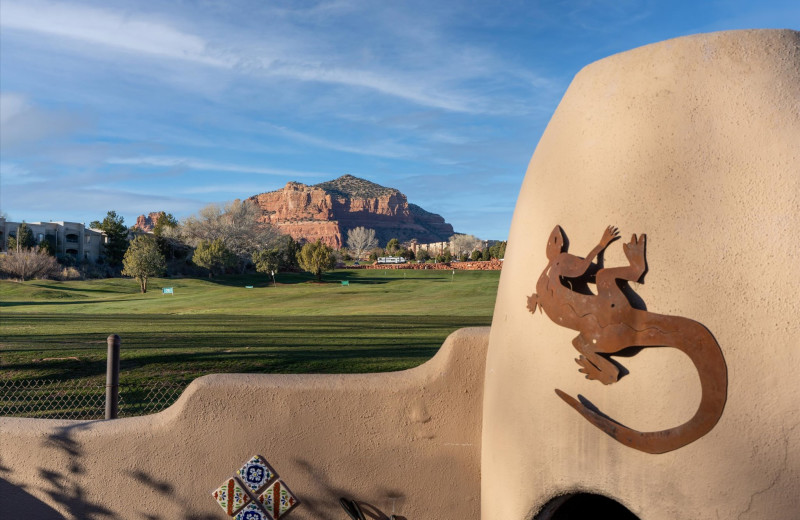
[482,30,800,519]
[0,327,488,519]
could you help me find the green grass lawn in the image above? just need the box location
[0,269,499,386]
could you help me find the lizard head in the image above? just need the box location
[546,225,567,261]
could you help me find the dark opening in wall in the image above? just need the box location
[534,492,640,520]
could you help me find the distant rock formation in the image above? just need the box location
[133,212,162,233]
[247,175,455,248]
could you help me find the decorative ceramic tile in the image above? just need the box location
[233,502,271,520]
[237,455,276,494]
[258,479,299,519]
[212,477,251,516]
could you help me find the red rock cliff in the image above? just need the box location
[247,175,454,248]
[133,212,163,233]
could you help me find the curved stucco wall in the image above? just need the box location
[482,30,800,520]
[1,327,488,519]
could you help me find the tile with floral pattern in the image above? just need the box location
[234,502,271,520]
[237,455,276,494]
[257,479,298,519]
[212,477,251,516]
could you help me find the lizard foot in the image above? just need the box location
[576,355,618,385]
[623,233,646,264]
[527,293,540,314]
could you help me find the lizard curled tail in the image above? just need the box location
[531,225,728,454]
[555,313,727,454]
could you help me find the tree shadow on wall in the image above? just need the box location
[126,469,217,520]
[35,422,116,519]
[0,455,66,519]
[2,422,218,520]
[293,457,407,520]
[0,476,66,519]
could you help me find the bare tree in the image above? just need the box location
[450,234,483,259]
[179,199,282,271]
[347,227,378,259]
[1,248,60,281]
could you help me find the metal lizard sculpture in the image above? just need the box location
[527,225,727,454]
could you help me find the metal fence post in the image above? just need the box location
[105,334,120,420]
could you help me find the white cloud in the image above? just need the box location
[179,184,280,195]
[0,93,29,125]
[264,123,422,159]
[1,1,228,67]
[0,182,205,220]
[106,156,326,178]
[0,162,45,185]
[0,1,547,114]
[0,92,86,150]
[262,61,478,113]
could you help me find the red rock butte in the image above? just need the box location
[133,211,163,233]
[246,175,455,248]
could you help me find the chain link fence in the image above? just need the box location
[0,379,185,420]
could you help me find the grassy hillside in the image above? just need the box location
[0,269,498,385]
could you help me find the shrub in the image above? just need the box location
[1,248,60,281]
[296,240,336,281]
[122,235,166,293]
[59,266,82,280]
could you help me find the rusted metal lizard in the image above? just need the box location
[527,225,727,454]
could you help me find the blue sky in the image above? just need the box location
[1,1,797,240]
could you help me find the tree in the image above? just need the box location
[252,248,280,280]
[151,211,182,261]
[180,200,281,272]
[488,241,507,260]
[7,222,36,252]
[346,227,378,259]
[121,236,166,293]
[152,212,178,236]
[38,235,56,256]
[400,248,415,261]
[471,250,482,261]
[92,211,128,266]
[416,249,431,262]
[385,238,400,255]
[296,240,336,281]
[192,239,236,277]
[450,234,483,259]
[274,235,301,271]
[0,248,59,281]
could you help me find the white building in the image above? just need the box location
[0,218,106,262]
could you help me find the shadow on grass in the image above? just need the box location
[199,272,313,287]
[0,299,136,308]
[2,342,442,382]
[2,314,490,384]
[32,284,127,295]
[196,270,456,287]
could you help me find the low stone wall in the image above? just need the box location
[0,327,489,520]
